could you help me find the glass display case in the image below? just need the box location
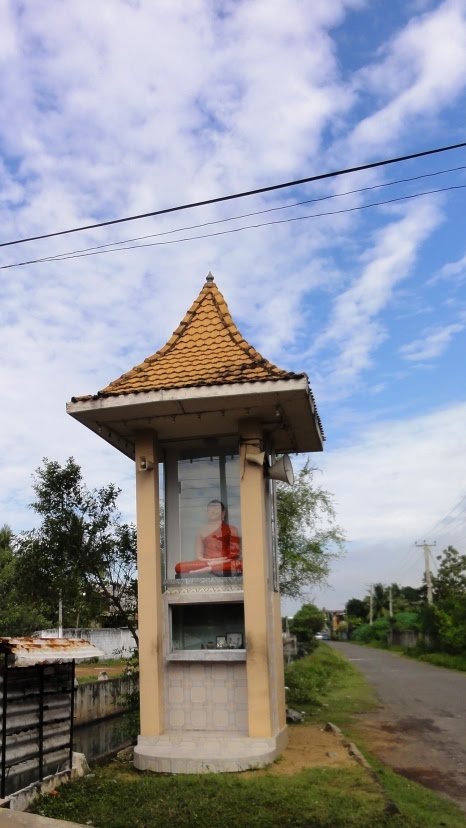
[170,602,245,652]
[164,447,242,584]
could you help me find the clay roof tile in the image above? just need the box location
[98,274,304,397]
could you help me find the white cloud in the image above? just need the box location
[1,0,466,622]
[311,198,443,394]
[320,401,466,545]
[301,400,466,609]
[349,0,466,152]
[400,321,465,361]
[432,251,466,284]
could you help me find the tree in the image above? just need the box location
[372,583,388,619]
[345,598,367,621]
[428,546,466,653]
[0,525,51,636]
[352,616,390,644]
[289,603,326,653]
[344,597,368,634]
[289,603,326,642]
[15,458,138,646]
[277,463,345,599]
[432,545,466,602]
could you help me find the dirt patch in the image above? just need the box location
[378,717,441,735]
[75,664,124,681]
[243,724,358,776]
[352,711,466,811]
[393,766,466,799]
[115,726,358,778]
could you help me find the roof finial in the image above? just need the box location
[206,271,215,283]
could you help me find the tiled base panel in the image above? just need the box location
[164,661,248,731]
[134,661,288,773]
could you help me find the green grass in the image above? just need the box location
[284,644,378,727]
[369,760,466,828]
[28,762,414,828]
[78,658,127,666]
[30,644,466,828]
[75,658,127,684]
[409,650,466,671]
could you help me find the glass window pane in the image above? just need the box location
[171,602,244,650]
[167,452,242,581]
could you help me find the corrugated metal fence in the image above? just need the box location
[0,655,74,798]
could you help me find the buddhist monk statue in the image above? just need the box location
[175,499,242,577]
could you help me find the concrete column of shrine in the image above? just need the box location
[135,429,164,736]
[239,418,275,738]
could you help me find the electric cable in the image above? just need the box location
[2,140,466,249]
[2,181,465,270]
[421,494,466,539]
[5,162,464,264]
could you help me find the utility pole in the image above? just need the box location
[415,540,436,605]
[58,588,63,637]
[369,584,373,625]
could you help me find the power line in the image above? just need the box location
[5,162,464,266]
[398,546,422,578]
[421,494,466,540]
[2,140,466,249]
[3,181,465,270]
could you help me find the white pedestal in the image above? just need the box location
[134,728,288,774]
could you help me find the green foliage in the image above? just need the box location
[431,602,466,653]
[371,583,388,619]
[351,617,390,644]
[15,458,138,645]
[391,611,420,632]
[414,651,466,671]
[346,616,365,635]
[398,585,424,607]
[345,598,367,621]
[277,462,345,599]
[345,585,425,637]
[284,644,350,708]
[305,646,379,726]
[289,603,326,650]
[349,610,421,647]
[433,545,466,601]
[427,546,466,654]
[0,524,51,635]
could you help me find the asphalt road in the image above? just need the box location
[328,642,466,810]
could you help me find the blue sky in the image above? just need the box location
[1,0,466,613]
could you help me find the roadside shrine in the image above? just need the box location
[67,274,324,772]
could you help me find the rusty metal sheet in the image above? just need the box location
[0,638,103,666]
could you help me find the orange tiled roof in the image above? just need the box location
[98,274,304,397]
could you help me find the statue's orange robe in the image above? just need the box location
[175,522,242,576]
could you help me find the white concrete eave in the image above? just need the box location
[67,378,324,458]
[0,637,104,666]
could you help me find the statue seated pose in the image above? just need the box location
[175,499,242,577]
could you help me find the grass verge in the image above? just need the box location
[30,763,402,828]
[285,644,378,727]
[30,645,466,828]
[406,650,466,671]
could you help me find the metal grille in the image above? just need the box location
[0,656,75,798]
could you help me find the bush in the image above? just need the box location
[392,611,420,632]
[284,645,349,709]
[351,617,390,643]
[416,652,466,671]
